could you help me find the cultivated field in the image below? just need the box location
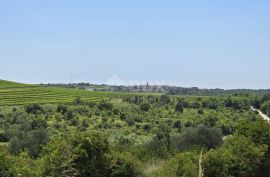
[0,80,113,105]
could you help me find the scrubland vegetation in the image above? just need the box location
[0,80,270,177]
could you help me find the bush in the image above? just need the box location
[87,102,96,108]
[0,130,8,142]
[66,110,75,120]
[82,119,89,128]
[113,108,119,115]
[31,118,47,129]
[25,104,43,114]
[73,97,82,105]
[198,108,204,115]
[73,133,111,177]
[146,124,172,159]
[204,135,267,177]
[140,103,150,112]
[150,151,199,177]
[42,138,79,177]
[8,128,49,158]
[160,94,170,104]
[0,146,13,177]
[173,125,223,150]
[98,101,113,111]
[110,152,143,177]
[56,104,68,114]
[261,101,270,116]
[175,101,184,113]
[70,118,79,126]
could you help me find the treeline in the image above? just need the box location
[43,83,270,96]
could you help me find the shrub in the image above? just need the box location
[25,104,43,114]
[56,104,68,114]
[8,128,49,158]
[140,103,150,112]
[173,125,223,150]
[204,135,267,177]
[146,124,172,159]
[42,138,79,177]
[73,133,111,177]
[174,120,182,131]
[110,152,143,177]
[113,108,119,115]
[160,94,170,104]
[0,130,8,142]
[261,101,270,116]
[98,101,113,111]
[73,97,82,105]
[0,146,13,177]
[69,118,79,126]
[175,101,184,113]
[150,151,199,177]
[198,108,204,115]
[66,110,75,120]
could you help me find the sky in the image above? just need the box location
[0,0,270,89]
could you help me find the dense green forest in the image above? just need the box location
[1,80,270,177]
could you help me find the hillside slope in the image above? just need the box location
[0,80,35,89]
[0,80,113,105]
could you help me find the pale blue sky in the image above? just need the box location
[0,0,269,89]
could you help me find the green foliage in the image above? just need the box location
[0,87,269,177]
[66,109,75,119]
[197,108,204,115]
[175,101,184,113]
[98,101,113,111]
[73,97,83,105]
[11,152,43,177]
[57,104,68,114]
[140,103,150,112]
[174,120,182,130]
[43,138,79,177]
[150,151,199,177]
[0,146,12,177]
[204,135,267,177]
[25,104,43,114]
[236,120,270,177]
[225,96,250,110]
[8,128,49,157]
[0,146,42,177]
[110,152,143,177]
[73,133,111,177]
[160,94,170,104]
[261,101,270,116]
[173,125,223,150]
[146,124,172,159]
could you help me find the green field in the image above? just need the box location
[0,80,114,105]
[0,80,37,88]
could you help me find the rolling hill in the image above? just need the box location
[0,80,113,106]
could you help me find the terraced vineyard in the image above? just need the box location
[0,80,113,105]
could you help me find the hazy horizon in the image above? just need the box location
[1,0,270,89]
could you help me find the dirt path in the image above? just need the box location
[251,106,270,122]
